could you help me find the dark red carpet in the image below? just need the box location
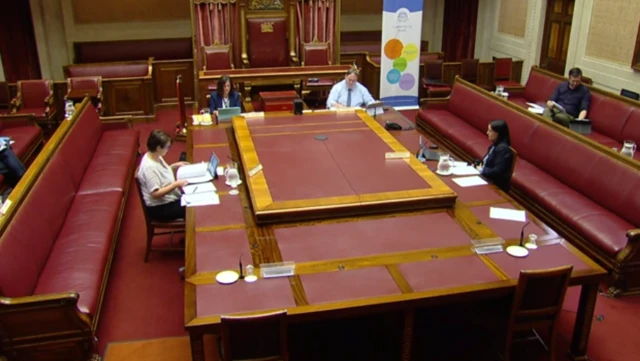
[95,107,640,361]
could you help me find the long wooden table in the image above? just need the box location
[184,109,606,361]
[197,65,351,108]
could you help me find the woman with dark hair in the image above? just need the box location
[208,75,242,113]
[475,119,514,192]
[137,130,190,221]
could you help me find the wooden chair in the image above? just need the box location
[203,43,234,71]
[504,265,573,361]
[219,310,288,361]
[134,175,185,262]
[422,59,451,98]
[65,76,104,114]
[10,79,56,126]
[301,41,334,105]
[494,58,521,88]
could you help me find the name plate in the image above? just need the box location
[385,151,411,159]
[0,199,12,216]
[242,111,264,118]
[248,164,263,177]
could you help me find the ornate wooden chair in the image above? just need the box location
[10,80,56,126]
[503,265,573,361]
[494,58,521,88]
[203,43,234,93]
[301,41,334,104]
[219,310,288,361]
[422,59,451,98]
[134,175,185,262]
[65,76,104,114]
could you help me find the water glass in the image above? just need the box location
[525,234,538,249]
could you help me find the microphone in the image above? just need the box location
[520,221,531,247]
[238,253,245,280]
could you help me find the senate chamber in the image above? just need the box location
[1,1,640,361]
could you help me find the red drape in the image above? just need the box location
[193,0,237,70]
[442,0,478,62]
[0,0,41,82]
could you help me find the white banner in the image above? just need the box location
[380,0,424,108]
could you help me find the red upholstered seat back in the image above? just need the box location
[66,64,149,78]
[203,44,233,70]
[621,108,640,144]
[247,17,288,68]
[461,59,479,83]
[425,60,444,80]
[522,70,561,103]
[419,54,440,63]
[69,76,102,92]
[522,124,640,227]
[494,58,512,80]
[588,93,634,142]
[448,82,494,132]
[340,43,381,54]
[303,42,330,66]
[18,80,52,108]
[0,158,77,297]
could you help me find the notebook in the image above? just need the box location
[217,107,242,122]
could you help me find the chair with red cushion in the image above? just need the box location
[10,80,56,127]
[219,310,289,361]
[301,41,334,105]
[422,59,452,98]
[494,58,521,88]
[203,43,234,93]
[65,76,104,114]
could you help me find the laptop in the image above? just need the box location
[217,107,242,122]
[416,136,440,161]
[208,152,220,179]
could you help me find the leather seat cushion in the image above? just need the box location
[621,109,640,147]
[33,191,122,316]
[77,129,139,195]
[495,80,521,87]
[508,96,529,109]
[588,93,632,141]
[0,126,43,159]
[17,107,48,118]
[584,132,620,149]
[417,109,489,157]
[523,71,561,103]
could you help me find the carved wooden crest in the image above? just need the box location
[249,0,284,10]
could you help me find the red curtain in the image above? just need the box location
[296,0,336,62]
[193,0,237,70]
[442,0,479,62]
[0,0,41,82]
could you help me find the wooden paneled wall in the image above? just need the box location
[70,0,190,24]
[341,0,382,14]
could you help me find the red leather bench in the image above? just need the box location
[0,98,139,360]
[509,66,640,160]
[0,114,44,186]
[64,58,154,117]
[416,78,640,296]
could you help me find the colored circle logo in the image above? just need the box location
[393,57,407,72]
[402,43,419,62]
[386,69,402,84]
[384,38,404,60]
[399,73,415,91]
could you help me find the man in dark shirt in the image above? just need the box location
[543,67,591,127]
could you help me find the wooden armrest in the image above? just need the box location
[100,115,133,129]
[506,85,525,93]
[616,229,640,264]
[0,113,36,127]
[9,96,22,112]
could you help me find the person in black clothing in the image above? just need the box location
[475,119,514,192]
[543,67,591,127]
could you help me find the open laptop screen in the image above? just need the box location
[218,107,242,122]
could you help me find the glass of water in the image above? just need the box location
[225,162,241,195]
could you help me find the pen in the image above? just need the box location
[192,186,198,194]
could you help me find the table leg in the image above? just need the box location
[189,332,205,361]
[401,309,414,361]
[569,282,598,361]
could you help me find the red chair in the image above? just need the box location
[301,41,334,104]
[65,76,103,114]
[10,80,56,126]
[494,58,521,88]
[219,310,288,361]
[422,59,452,98]
[203,43,234,93]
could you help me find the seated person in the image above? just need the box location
[475,119,514,192]
[326,68,375,109]
[208,75,242,113]
[543,67,591,127]
[137,130,190,222]
[0,146,26,188]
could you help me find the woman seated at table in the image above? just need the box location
[475,119,514,192]
[137,130,190,221]
[208,75,242,113]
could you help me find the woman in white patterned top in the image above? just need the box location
[137,130,189,221]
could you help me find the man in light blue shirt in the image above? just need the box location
[326,68,375,109]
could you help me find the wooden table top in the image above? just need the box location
[184,109,606,335]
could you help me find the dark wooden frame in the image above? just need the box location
[633,21,640,71]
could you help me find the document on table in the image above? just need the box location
[452,176,488,187]
[176,162,213,184]
[489,207,527,222]
[451,165,480,176]
[183,182,216,194]
[526,102,545,114]
[181,192,220,207]
[551,101,566,113]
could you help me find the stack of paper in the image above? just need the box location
[452,176,488,187]
[489,207,527,222]
[181,182,219,207]
[526,102,544,114]
[177,163,213,184]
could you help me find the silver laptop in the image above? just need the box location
[218,107,242,122]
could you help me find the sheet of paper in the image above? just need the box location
[183,182,216,194]
[452,161,468,167]
[385,151,411,159]
[451,166,480,176]
[177,163,213,184]
[452,176,488,187]
[181,192,220,207]
[489,207,527,222]
[526,102,544,110]
[551,101,566,112]
[528,107,544,114]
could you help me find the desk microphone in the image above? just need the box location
[520,221,531,247]
[238,253,245,279]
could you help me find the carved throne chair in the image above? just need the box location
[203,43,235,93]
[10,80,56,127]
[65,76,104,114]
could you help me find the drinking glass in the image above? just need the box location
[525,234,538,249]
[225,162,241,195]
